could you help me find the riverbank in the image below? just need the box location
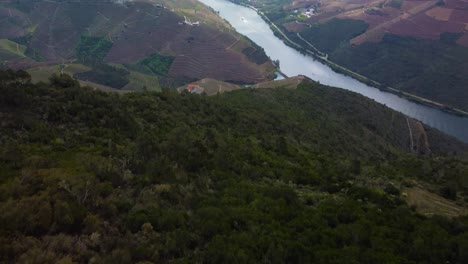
[236,2,468,118]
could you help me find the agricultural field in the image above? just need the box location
[0,0,274,89]
[291,0,468,45]
[235,0,468,47]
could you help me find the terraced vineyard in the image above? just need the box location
[0,0,274,88]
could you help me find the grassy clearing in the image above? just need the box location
[403,187,467,218]
[124,71,160,91]
[0,39,27,61]
[27,64,91,83]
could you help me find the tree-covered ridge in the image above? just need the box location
[0,70,467,263]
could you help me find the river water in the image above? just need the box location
[199,0,468,143]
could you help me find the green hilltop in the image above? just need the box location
[0,70,467,263]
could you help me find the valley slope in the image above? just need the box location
[0,0,275,89]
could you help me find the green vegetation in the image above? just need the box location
[126,71,161,92]
[388,0,403,9]
[0,39,27,62]
[138,52,175,76]
[76,35,113,65]
[230,0,293,24]
[440,32,463,45]
[0,39,26,56]
[9,34,43,61]
[242,44,270,64]
[300,19,369,54]
[330,34,468,111]
[74,64,130,89]
[0,70,467,263]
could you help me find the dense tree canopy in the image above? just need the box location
[0,70,467,263]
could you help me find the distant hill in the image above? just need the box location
[0,0,275,89]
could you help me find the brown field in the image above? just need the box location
[401,1,428,13]
[449,9,468,24]
[426,7,453,21]
[0,0,273,84]
[388,11,464,39]
[0,7,30,39]
[292,0,468,45]
[403,187,467,218]
[405,0,437,15]
[166,25,271,83]
[104,7,271,83]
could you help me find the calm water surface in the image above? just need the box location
[199,0,468,143]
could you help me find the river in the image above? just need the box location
[198,0,468,143]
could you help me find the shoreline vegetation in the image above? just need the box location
[233,2,468,118]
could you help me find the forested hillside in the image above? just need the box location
[1,70,468,263]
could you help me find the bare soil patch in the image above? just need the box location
[426,7,453,21]
[177,78,241,96]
